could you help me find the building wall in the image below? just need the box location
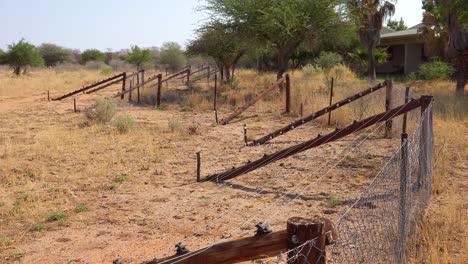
[376,45,405,74]
[404,43,424,73]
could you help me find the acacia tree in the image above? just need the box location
[204,0,342,80]
[348,0,396,80]
[187,22,250,82]
[4,39,44,75]
[124,45,153,70]
[422,0,468,96]
[38,43,74,66]
[81,49,106,64]
[160,42,187,71]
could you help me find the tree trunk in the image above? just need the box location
[224,64,232,83]
[276,54,288,80]
[368,47,376,81]
[455,68,467,96]
[14,66,21,75]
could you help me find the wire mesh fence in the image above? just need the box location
[326,102,433,263]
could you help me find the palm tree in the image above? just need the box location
[348,0,396,80]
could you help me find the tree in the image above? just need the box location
[387,17,408,31]
[187,22,250,82]
[81,49,106,64]
[39,43,74,67]
[124,45,153,70]
[0,49,5,64]
[422,0,468,96]
[4,39,44,75]
[203,0,342,79]
[159,42,187,71]
[348,0,396,80]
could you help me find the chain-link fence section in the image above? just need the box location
[327,103,433,263]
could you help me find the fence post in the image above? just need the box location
[47,90,50,101]
[196,152,201,182]
[165,68,168,89]
[327,77,334,126]
[187,65,191,89]
[207,66,210,87]
[418,97,431,189]
[157,74,162,107]
[396,132,409,263]
[141,70,145,90]
[121,72,127,100]
[385,80,393,138]
[285,74,291,113]
[300,102,303,118]
[243,124,248,146]
[129,80,133,102]
[137,79,141,104]
[73,98,77,113]
[287,217,326,264]
[214,74,218,111]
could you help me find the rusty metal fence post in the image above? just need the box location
[157,74,162,107]
[121,72,127,100]
[285,74,291,113]
[328,77,334,126]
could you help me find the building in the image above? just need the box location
[376,24,427,74]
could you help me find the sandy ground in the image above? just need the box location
[0,82,421,263]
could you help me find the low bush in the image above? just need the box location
[85,97,116,123]
[419,59,455,80]
[315,51,342,74]
[302,63,321,77]
[114,114,134,134]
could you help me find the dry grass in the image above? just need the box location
[0,67,466,263]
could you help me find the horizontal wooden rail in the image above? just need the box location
[221,77,285,125]
[190,69,219,83]
[84,77,123,94]
[204,96,433,182]
[126,69,144,79]
[113,74,159,98]
[51,72,124,100]
[145,217,336,264]
[161,68,189,83]
[178,66,210,79]
[250,82,387,146]
[147,231,287,264]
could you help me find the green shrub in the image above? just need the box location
[100,66,113,75]
[302,63,321,76]
[315,51,343,74]
[418,59,455,80]
[114,114,134,134]
[47,211,65,222]
[74,204,89,213]
[85,97,116,123]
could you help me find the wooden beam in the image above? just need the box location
[221,77,285,125]
[146,231,288,264]
[84,77,123,94]
[52,72,124,100]
[250,82,387,146]
[205,96,432,182]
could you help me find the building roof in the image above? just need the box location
[380,24,423,45]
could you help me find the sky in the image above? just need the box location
[0,0,424,51]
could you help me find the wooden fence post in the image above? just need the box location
[396,132,409,263]
[47,90,50,101]
[129,80,133,102]
[187,65,191,88]
[196,152,201,182]
[137,79,141,104]
[418,96,432,189]
[214,74,218,111]
[157,74,162,107]
[141,70,145,90]
[328,77,334,126]
[285,74,291,113]
[121,72,127,100]
[73,98,77,113]
[287,217,326,264]
[207,66,210,87]
[385,80,393,138]
[300,103,303,118]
